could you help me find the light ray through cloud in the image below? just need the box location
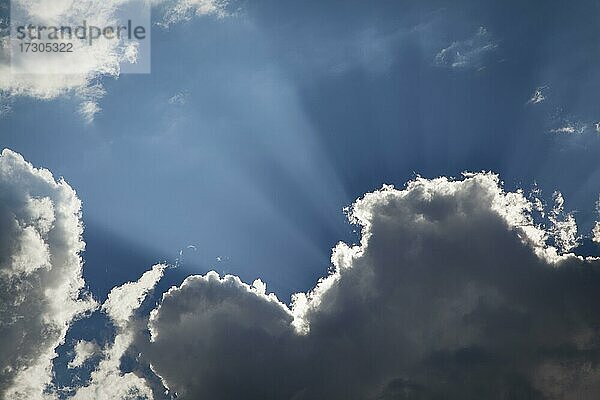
[4,1,600,399]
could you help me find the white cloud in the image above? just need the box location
[548,191,579,253]
[4,150,600,399]
[592,222,600,243]
[550,124,586,134]
[435,26,497,70]
[527,85,548,104]
[70,264,166,400]
[78,101,102,124]
[102,264,166,328]
[167,90,189,105]
[1,0,123,102]
[0,149,96,399]
[153,0,228,27]
[141,173,600,399]
[0,0,226,120]
[592,197,600,244]
[0,149,164,399]
[68,340,100,369]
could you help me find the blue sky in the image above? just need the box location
[4,0,600,303]
[5,1,600,399]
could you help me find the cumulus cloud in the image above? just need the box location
[435,26,497,70]
[1,0,125,104]
[68,340,100,369]
[0,149,163,399]
[145,272,296,399]
[4,149,600,399]
[0,0,226,119]
[0,149,96,399]
[141,173,600,400]
[70,264,166,400]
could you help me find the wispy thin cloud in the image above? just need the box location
[435,26,498,70]
[550,122,586,134]
[168,90,189,105]
[527,85,548,105]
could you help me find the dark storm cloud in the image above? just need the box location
[142,173,600,400]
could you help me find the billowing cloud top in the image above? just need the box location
[144,173,600,399]
[0,149,95,399]
[2,151,600,399]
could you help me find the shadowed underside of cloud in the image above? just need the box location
[144,174,600,400]
[2,150,600,399]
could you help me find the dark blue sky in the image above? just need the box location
[3,0,600,302]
